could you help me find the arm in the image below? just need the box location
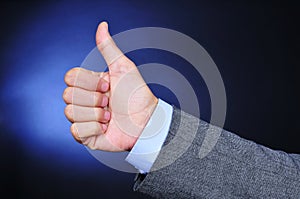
[63,21,300,199]
[134,107,300,198]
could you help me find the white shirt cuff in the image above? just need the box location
[125,99,173,173]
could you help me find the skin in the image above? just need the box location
[63,22,158,152]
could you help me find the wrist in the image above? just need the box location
[125,99,173,173]
[129,95,158,150]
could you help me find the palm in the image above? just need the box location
[97,57,156,151]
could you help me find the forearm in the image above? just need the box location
[134,107,300,198]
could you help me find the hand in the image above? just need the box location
[63,22,158,152]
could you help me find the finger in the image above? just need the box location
[96,22,136,72]
[64,104,111,123]
[70,123,115,151]
[64,67,109,92]
[79,136,115,151]
[71,122,125,151]
[63,87,109,107]
[70,122,107,141]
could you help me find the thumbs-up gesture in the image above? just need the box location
[63,22,158,152]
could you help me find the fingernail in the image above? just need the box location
[101,82,109,91]
[101,95,108,107]
[104,110,111,120]
[101,124,107,131]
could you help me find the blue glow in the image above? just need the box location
[0,0,209,172]
[1,0,149,171]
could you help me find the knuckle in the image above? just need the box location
[101,72,110,82]
[70,124,81,141]
[71,67,81,73]
[64,67,80,85]
[64,105,74,122]
[93,123,101,135]
[97,71,104,78]
[64,71,73,85]
[70,124,76,135]
[63,87,72,103]
[94,92,101,106]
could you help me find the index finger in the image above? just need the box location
[64,67,109,92]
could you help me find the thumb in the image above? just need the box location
[96,22,133,71]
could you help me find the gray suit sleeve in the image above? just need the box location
[133,107,300,198]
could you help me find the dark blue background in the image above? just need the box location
[1,0,299,198]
